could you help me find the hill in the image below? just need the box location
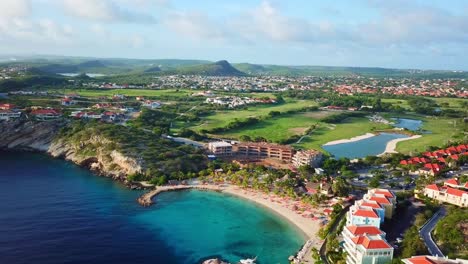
[176,60,247,76]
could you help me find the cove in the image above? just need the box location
[0,151,303,264]
[322,133,409,159]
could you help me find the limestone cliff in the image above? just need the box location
[0,120,143,181]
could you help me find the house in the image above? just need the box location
[421,184,468,207]
[0,110,21,120]
[207,141,233,157]
[305,181,333,195]
[61,98,75,106]
[142,100,161,109]
[418,163,444,176]
[0,103,16,110]
[292,149,323,168]
[93,103,112,109]
[30,109,61,120]
[402,256,468,264]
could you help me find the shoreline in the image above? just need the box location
[322,132,375,146]
[378,135,422,156]
[138,184,324,262]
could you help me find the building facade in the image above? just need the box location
[208,142,233,157]
[422,184,468,207]
[292,150,323,168]
[233,142,294,161]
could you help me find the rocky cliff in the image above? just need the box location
[0,120,143,181]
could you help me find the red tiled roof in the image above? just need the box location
[374,189,394,198]
[400,160,408,165]
[446,187,467,197]
[369,196,391,205]
[353,209,379,218]
[426,184,439,191]
[352,236,392,249]
[444,178,459,186]
[405,256,437,264]
[360,201,382,209]
[346,225,383,236]
[31,109,60,115]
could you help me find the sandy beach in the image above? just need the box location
[139,184,326,260]
[322,132,375,146]
[378,135,422,156]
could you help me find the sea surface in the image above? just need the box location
[0,152,304,264]
[322,132,408,159]
[59,73,107,77]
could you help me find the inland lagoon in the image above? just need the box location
[0,152,304,264]
[322,132,409,159]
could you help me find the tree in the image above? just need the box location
[332,178,350,197]
[368,177,380,188]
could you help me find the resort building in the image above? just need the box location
[420,184,468,207]
[344,232,394,264]
[207,141,233,157]
[364,189,396,219]
[0,110,21,120]
[342,189,395,264]
[233,142,294,162]
[292,149,323,168]
[402,256,468,264]
[61,98,76,106]
[346,206,382,228]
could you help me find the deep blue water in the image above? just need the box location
[0,152,303,264]
[322,133,408,159]
[392,118,422,131]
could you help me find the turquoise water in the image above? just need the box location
[0,151,304,264]
[322,132,409,159]
[392,118,422,131]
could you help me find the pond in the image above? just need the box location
[322,133,409,159]
[392,118,422,131]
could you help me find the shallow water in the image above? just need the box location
[322,132,408,159]
[0,151,303,264]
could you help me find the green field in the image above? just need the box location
[394,116,466,153]
[189,99,318,132]
[216,112,321,142]
[377,112,467,154]
[57,88,193,98]
[294,117,392,151]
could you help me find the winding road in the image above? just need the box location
[419,207,446,257]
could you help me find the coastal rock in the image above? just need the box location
[0,120,143,181]
[0,120,63,151]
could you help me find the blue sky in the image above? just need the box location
[0,0,467,70]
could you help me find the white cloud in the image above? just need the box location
[62,0,156,23]
[0,0,31,18]
[164,12,226,40]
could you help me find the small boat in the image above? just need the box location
[238,256,257,264]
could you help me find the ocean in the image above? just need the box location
[0,151,304,264]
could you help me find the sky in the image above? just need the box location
[0,0,467,70]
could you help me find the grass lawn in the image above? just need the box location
[57,88,193,98]
[294,117,392,151]
[190,99,318,132]
[379,112,467,154]
[216,112,322,142]
[395,116,466,154]
[382,98,411,109]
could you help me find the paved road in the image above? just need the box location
[319,205,351,264]
[419,207,446,257]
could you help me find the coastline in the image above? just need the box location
[322,132,375,146]
[378,135,422,156]
[139,184,324,262]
